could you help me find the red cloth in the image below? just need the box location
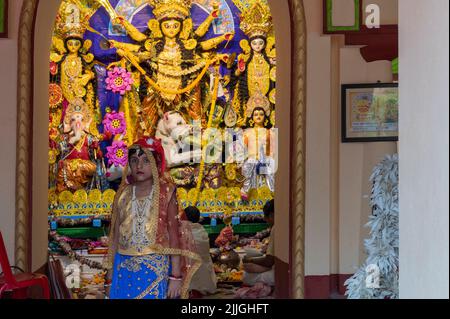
[65,136,91,160]
[215,226,234,247]
[234,282,273,299]
[134,137,167,174]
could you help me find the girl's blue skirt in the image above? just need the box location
[110,253,170,299]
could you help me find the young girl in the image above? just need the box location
[104,137,201,299]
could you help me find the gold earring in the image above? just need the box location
[249,119,255,127]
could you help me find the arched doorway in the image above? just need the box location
[15,0,306,298]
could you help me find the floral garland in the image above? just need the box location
[50,232,108,271]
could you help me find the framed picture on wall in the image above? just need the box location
[342,83,399,143]
[0,0,7,38]
[323,0,363,34]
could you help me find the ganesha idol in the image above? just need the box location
[55,98,103,193]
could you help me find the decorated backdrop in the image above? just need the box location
[48,0,276,227]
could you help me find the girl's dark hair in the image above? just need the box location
[128,146,145,161]
[263,199,274,217]
[185,206,201,223]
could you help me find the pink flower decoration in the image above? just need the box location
[103,111,126,135]
[105,67,133,95]
[50,62,58,75]
[106,140,128,167]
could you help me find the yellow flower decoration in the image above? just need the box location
[48,149,58,165]
[258,186,273,200]
[58,191,73,204]
[200,188,216,202]
[216,187,229,202]
[177,187,188,202]
[102,189,116,205]
[48,188,58,206]
[222,207,233,225]
[73,190,88,204]
[270,67,276,82]
[225,164,237,181]
[227,187,241,203]
[187,189,200,204]
[88,189,102,204]
[247,188,258,201]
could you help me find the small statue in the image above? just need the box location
[240,92,275,200]
[50,2,96,104]
[215,211,240,269]
[55,99,103,193]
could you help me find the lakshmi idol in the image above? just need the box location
[232,0,276,127]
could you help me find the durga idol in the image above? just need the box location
[95,0,234,136]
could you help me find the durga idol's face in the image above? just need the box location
[66,39,82,54]
[161,19,182,39]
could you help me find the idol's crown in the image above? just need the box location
[240,0,273,38]
[149,0,192,21]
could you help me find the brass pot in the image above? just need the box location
[217,249,240,269]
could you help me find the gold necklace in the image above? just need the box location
[248,53,270,96]
[65,55,82,79]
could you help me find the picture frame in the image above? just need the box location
[323,0,363,34]
[342,83,399,143]
[0,0,8,38]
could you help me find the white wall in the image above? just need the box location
[304,0,332,276]
[399,0,449,299]
[0,0,22,265]
[339,48,397,273]
[304,0,398,277]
